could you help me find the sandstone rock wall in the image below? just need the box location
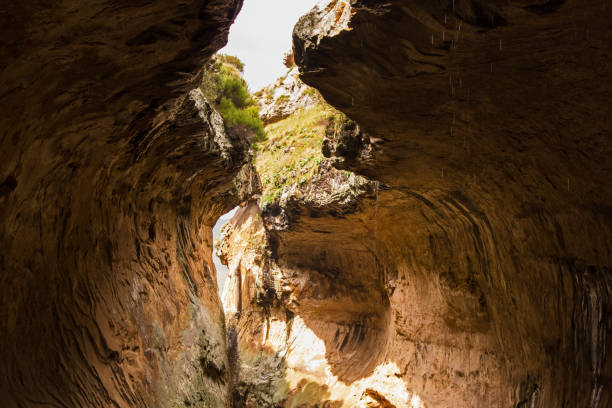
[0,1,252,406]
[289,0,612,406]
[255,66,319,125]
[218,1,612,407]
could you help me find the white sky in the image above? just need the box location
[212,206,238,293]
[213,1,320,293]
[219,0,320,91]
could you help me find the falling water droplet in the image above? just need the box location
[490,63,493,72]
[499,39,502,50]
[432,34,434,45]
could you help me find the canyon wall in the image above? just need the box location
[0,1,252,406]
[221,0,612,407]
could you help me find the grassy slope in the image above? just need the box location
[254,103,344,205]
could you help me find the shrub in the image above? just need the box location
[217,54,245,72]
[200,55,264,142]
[218,98,265,141]
[218,66,252,108]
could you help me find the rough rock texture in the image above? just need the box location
[255,66,319,124]
[263,159,372,229]
[285,0,612,407]
[210,0,612,406]
[0,1,255,407]
[221,197,432,408]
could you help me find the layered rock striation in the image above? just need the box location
[296,0,612,406]
[220,1,612,407]
[0,1,254,407]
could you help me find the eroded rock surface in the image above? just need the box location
[255,66,320,125]
[0,1,253,406]
[220,1,612,407]
[294,0,612,406]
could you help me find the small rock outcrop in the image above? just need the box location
[255,66,320,124]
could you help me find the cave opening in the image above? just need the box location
[1,0,611,407]
[212,206,237,294]
[206,1,429,406]
[208,0,319,300]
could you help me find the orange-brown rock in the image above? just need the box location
[0,1,253,407]
[215,0,612,406]
[287,0,612,406]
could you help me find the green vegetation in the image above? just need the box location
[254,103,343,205]
[302,87,321,99]
[199,55,353,207]
[217,53,245,72]
[274,94,290,107]
[200,56,264,141]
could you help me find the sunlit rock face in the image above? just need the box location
[0,1,253,406]
[289,0,612,407]
[220,200,427,408]
[255,66,319,125]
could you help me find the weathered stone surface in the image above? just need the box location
[223,0,612,406]
[255,66,320,125]
[0,1,253,406]
[221,200,425,408]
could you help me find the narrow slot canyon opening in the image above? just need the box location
[209,2,429,406]
[213,207,238,295]
[203,0,612,405]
